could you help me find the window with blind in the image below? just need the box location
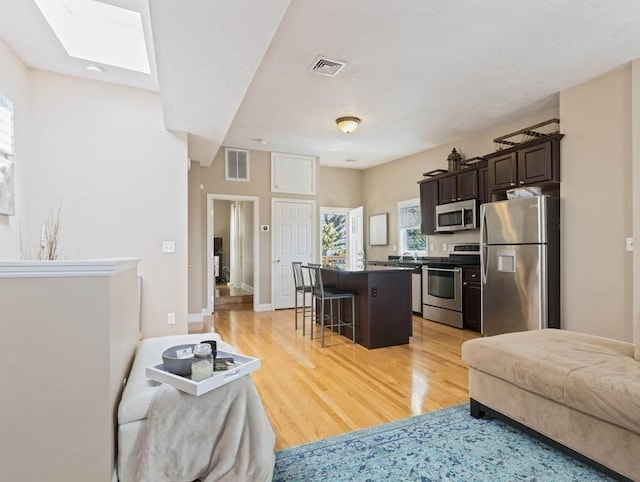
[0,95,14,158]
[398,198,426,255]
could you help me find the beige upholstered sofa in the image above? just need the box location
[462,329,640,481]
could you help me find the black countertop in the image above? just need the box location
[321,264,414,274]
[367,256,480,268]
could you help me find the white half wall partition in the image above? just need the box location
[0,258,140,482]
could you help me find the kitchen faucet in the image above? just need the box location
[402,251,417,262]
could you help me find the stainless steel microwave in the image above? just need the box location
[435,199,479,232]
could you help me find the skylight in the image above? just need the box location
[34,0,151,74]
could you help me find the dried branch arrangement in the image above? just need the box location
[38,202,62,260]
[20,201,64,261]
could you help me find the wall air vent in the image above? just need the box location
[225,148,249,182]
[308,56,347,77]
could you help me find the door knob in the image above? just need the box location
[276,259,280,263]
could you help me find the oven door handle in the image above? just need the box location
[426,267,461,273]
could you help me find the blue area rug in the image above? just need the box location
[273,404,613,481]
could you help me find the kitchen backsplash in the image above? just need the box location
[427,230,481,257]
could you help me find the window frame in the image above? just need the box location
[397,197,427,256]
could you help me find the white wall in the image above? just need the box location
[26,70,189,337]
[560,66,633,342]
[0,38,31,255]
[0,260,139,481]
[0,41,190,337]
[633,60,640,345]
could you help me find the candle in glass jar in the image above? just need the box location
[191,359,213,381]
[191,343,213,381]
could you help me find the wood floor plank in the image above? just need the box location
[190,309,481,450]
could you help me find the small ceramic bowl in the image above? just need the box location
[161,344,195,376]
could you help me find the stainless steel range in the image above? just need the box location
[422,243,480,328]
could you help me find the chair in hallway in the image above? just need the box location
[292,262,313,335]
[307,264,356,347]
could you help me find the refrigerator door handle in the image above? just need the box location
[480,204,488,284]
[481,245,488,284]
[480,205,488,246]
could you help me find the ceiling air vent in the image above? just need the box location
[309,56,347,77]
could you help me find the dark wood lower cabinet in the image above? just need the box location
[463,267,481,332]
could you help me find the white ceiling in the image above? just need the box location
[2,0,640,169]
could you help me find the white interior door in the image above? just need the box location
[273,199,314,309]
[347,206,364,270]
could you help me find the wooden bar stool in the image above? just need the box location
[307,264,356,347]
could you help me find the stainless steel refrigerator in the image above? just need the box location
[480,196,560,336]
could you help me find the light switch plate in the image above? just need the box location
[162,241,176,253]
[626,237,633,252]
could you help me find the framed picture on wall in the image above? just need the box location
[369,213,388,246]
[0,156,15,216]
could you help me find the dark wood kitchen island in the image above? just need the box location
[320,265,413,349]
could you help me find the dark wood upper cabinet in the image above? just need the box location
[438,175,457,204]
[478,166,490,204]
[420,134,562,219]
[488,135,562,192]
[420,179,438,235]
[457,169,478,200]
[438,169,478,204]
[489,152,517,191]
[518,141,556,185]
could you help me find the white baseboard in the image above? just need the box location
[188,313,203,323]
[241,282,254,294]
[188,309,211,323]
[255,303,273,312]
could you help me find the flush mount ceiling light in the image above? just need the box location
[336,116,361,134]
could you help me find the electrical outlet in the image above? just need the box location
[371,287,378,297]
[162,241,176,254]
[626,237,634,252]
[430,243,434,252]
[167,312,176,325]
[442,243,448,252]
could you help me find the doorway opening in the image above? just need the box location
[207,194,259,313]
[320,210,347,268]
[320,206,363,270]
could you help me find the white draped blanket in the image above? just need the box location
[135,375,275,482]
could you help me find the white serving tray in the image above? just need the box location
[146,350,260,396]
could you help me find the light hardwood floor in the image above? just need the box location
[189,309,481,450]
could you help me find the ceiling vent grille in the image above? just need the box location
[309,56,347,77]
